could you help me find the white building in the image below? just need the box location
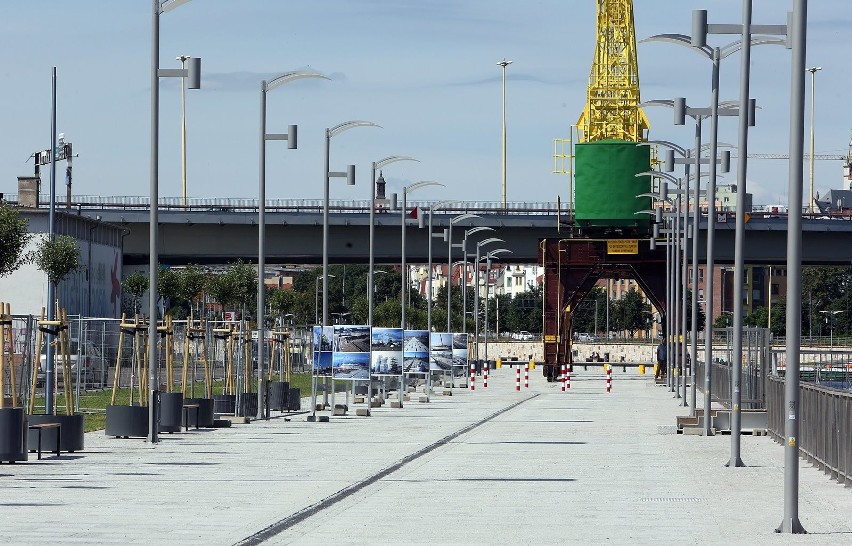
[0,208,124,318]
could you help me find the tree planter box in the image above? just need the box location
[287,388,301,411]
[238,393,258,417]
[28,414,84,453]
[0,408,27,462]
[213,394,236,415]
[182,398,214,428]
[105,405,149,438]
[158,392,184,433]
[268,382,289,411]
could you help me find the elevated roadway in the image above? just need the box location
[15,197,852,265]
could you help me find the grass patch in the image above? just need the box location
[29,373,317,432]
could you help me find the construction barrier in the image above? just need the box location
[496,358,502,369]
[639,364,645,375]
[606,365,612,393]
[524,364,529,389]
[560,364,566,392]
[566,365,571,390]
[470,362,475,391]
[484,361,489,388]
[515,367,521,391]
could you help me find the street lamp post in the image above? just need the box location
[818,310,842,350]
[498,58,512,210]
[642,28,786,424]
[177,55,189,208]
[370,156,419,325]
[148,0,201,444]
[481,249,512,367]
[427,200,459,333]
[257,71,327,420]
[462,227,495,334]
[323,121,379,329]
[446,213,480,331]
[807,66,822,215]
[692,1,791,470]
[393,181,444,329]
[470,238,503,363]
[315,274,335,325]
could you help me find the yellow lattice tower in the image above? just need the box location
[576,0,650,143]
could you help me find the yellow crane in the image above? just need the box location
[577,0,650,143]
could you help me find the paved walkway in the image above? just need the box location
[2,368,851,545]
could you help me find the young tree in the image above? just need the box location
[612,288,652,338]
[0,202,31,278]
[32,234,81,287]
[177,264,207,316]
[157,267,181,317]
[122,271,149,314]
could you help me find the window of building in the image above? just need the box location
[771,283,779,295]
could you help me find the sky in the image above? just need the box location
[1,1,850,209]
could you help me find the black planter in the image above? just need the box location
[238,393,258,417]
[182,398,214,428]
[268,382,289,411]
[158,392,184,433]
[28,414,84,453]
[0,408,27,462]
[287,388,301,411]
[213,394,236,415]
[105,405,149,438]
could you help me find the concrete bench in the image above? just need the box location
[28,422,61,460]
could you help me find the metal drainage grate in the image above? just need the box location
[641,497,704,503]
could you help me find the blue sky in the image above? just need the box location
[1,1,849,208]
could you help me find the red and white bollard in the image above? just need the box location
[566,365,571,390]
[470,362,475,391]
[483,361,489,388]
[524,364,529,389]
[515,367,521,391]
[606,364,612,393]
[560,364,566,392]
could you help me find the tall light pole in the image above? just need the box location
[315,274,335,325]
[177,55,189,208]
[482,249,512,366]
[471,237,503,362]
[323,120,379,328]
[257,71,327,420]
[807,66,822,215]
[446,213,480,331]
[498,58,512,210]
[692,2,790,469]
[462,226,495,334]
[369,156,418,325]
[427,200,459,333]
[393,181,444,329]
[780,0,807,533]
[149,0,200,444]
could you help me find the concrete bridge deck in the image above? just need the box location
[2,369,851,545]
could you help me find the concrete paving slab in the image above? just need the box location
[1,368,850,545]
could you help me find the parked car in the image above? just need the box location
[37,339,108,387]
[515,331,535,341]
[576,332,597,342]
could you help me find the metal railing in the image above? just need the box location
[766,375,852,486]
[694,327,770,409]
[3,194,561,215]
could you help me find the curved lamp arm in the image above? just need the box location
[451,213,480,225]
[329,120,381,138]
[266,71,329,92]
[405,180,444,194]
[476,237,504,249]
[374,155,419,170]
[160,0,192,14]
